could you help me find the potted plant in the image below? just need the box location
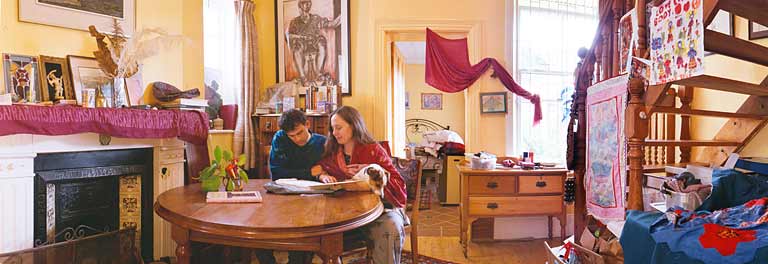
[198,146,249,192]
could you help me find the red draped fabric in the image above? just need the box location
[0,105,210,179]
[425,28,542,125]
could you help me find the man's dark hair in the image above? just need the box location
[278,109,307,132]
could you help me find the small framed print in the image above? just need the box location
[67,55,113,107]
[749,21,768,40]
[421,93,442,110]
[3,53,40,103]
[480,92,507,113]
[38,55,74,102]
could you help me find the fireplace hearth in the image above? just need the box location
[33,148,153,260]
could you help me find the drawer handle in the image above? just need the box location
[486,203,499,209]
[536,181,547,188]
[265,121,272,130]
[486,182,499,189]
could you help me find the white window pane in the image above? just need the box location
[512,0,597,163]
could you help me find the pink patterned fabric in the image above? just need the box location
[0,105,210,179]
[425,28,542,125]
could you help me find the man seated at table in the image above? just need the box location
[256,109,327,264]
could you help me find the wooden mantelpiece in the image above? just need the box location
[0,133,185,260]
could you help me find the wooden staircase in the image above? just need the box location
[569,0,768,239]
[642,1,768,168]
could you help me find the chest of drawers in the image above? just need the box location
[458,166,567,256]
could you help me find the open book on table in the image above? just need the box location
[274,178,370,192]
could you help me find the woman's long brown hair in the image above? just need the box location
[323,106,375,158]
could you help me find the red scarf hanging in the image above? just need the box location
[425,28,542,125]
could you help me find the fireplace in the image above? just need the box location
[33,148,154,261]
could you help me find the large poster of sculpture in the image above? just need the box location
[649,0,704,85]
[586,75,628,220]
[276,0,350,95]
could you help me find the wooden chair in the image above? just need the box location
[342,157,423,264]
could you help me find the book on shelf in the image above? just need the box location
[159,98,208,107]
[274,178,369,191]
[206,191,263,203]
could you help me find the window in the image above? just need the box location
[204,0,237,105]
[512,0,598,163]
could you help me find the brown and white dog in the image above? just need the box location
[352,164,389,197]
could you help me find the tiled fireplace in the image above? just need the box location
[33,149,154,259]
[0,133,186,261]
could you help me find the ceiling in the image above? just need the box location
[394,41,426,64]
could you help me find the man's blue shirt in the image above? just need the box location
[268,130,326,181]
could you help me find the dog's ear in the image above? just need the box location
[367,167,382,181]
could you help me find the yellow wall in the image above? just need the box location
[404,64,466,143]
[0,0,204,99]
[254,0,509,154]
[691,17,768,159]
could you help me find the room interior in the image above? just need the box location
[1,0,768,263]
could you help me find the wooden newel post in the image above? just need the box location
[626,77,648,211]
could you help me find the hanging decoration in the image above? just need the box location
[424,28,541,125]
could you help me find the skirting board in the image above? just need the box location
[493,214,575,240]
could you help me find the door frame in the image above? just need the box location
[374,20,483,154]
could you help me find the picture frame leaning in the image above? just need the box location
[38,55,75,102]
[19,0,136,37]
[275,0,351,95]
[3,53,41,103]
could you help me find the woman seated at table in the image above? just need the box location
[317,106,408,264]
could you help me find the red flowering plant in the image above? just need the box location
[197,146,249,192]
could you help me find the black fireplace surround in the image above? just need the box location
[34,148,154,261]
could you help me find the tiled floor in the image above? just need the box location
[417,202,460,237]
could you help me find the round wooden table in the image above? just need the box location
[154,179,383,264]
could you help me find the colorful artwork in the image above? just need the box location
[619,8,637,74]
[480,92,507,113]
[649,0,704,85]
[3,53,40,103]
[421,93,442,110]
[586,75,628,220]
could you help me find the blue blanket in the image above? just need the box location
[621,170,768,264]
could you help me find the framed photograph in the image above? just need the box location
[480,92,508,113]
[67,56,114,107]
[38,56,75,102]
[421,93,442,110]
[404,91,410,110]
[749,21,768,40]
[3,53,40,103]
[19,0,135,36]
[276,0,351,95]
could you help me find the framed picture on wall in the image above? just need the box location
[421,93,442,110]
[19,0,136,36]
[275,0,351,95]
[749,21,768,40]
[38,55,74,102]
[3,53,40,103]
[480,92,507,113]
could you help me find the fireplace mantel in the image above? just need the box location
[0,133,186,260]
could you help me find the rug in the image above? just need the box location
[346,251,458,264]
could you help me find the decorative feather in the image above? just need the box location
[115,28,188,78]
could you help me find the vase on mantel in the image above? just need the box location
[112,77,129,108]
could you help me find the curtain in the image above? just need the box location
[233,0,259,169]
[425,28,542,125]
